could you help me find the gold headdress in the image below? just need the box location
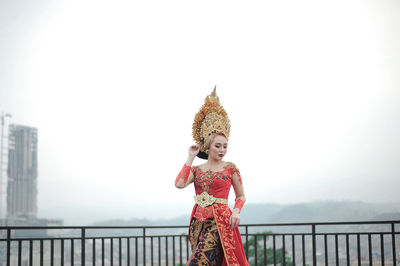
[192,86,230,159]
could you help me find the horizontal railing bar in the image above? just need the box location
[0,235,189,241]
[0,225,189,230]
[239,220,400,226]
[0,232,400,242]
[319,232,400,235]
[245,232,400,236]
[0,238,80,241]
[1,231,398,242]
[0,220,398,230]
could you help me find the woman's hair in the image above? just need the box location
[204,132,227,152]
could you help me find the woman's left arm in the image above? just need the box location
[230,166,246,229]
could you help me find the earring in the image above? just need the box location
[205,149,209,154]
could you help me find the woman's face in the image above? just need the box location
[208,134,228,161]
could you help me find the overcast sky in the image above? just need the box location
[1,0,399,224]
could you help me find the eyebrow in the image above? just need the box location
[215,143,228,145]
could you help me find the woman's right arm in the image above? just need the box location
[175,144,199,189]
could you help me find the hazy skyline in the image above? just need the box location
[1,0,399,224]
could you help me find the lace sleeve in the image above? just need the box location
[175,164,191,186]
[229,162,243,185]
[229,162,245,212]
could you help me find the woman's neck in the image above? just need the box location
[206,158,224,167]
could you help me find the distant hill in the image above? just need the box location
[240,200,400,224]
[370,212,400,221]
[89,200,400,226]
[90,215,189,227]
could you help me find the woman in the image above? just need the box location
[175,88,249,266]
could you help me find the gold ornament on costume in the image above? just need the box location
[192,86,230,158]
[194,191,228,208]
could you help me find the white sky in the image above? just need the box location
[1,0,399,224]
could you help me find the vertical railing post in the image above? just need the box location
[61,239,64,266]
[254,235,258,265]
[273,234,276,265]
[179,236,182,266]
[119,238,122,265]
[357,234,361,266]
[245,225,249,258]
[312,224,316,266]
[158,237,161,266]
[292,234,295,266]
[40,240,44,266]
[143,227,146,265]
[165,236,168,266]
[93,239,96,266]
[380,234,385,265]
[368,234,372,266]
[111,237,114,266]
[127,237,130,266]
[81,228,86,266]
[282,234,286,266]
[346,234,350,266]
[302,234,306,266]
[335,234,338,266]
[392,222,397,266]
[18,240,22,266]
[102,238,105,266]
[264,235,267,266]
[325,234,328,266]
[7,228,11,266]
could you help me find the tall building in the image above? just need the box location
[6,124,38,220]
[0,112,12,219]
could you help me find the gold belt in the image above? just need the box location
[194,191,228,208]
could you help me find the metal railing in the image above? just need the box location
[0,220,399,265]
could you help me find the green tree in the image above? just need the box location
[244,231,295,266]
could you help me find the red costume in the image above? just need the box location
[178,87,248,265]
[182,162,249,266]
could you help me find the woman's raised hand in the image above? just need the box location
[188,144,200,158]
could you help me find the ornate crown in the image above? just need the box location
[192,86,230,159]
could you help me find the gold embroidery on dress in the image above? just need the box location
[195,171,215,193]
[214,172,229,181]
[194,162,233,192]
